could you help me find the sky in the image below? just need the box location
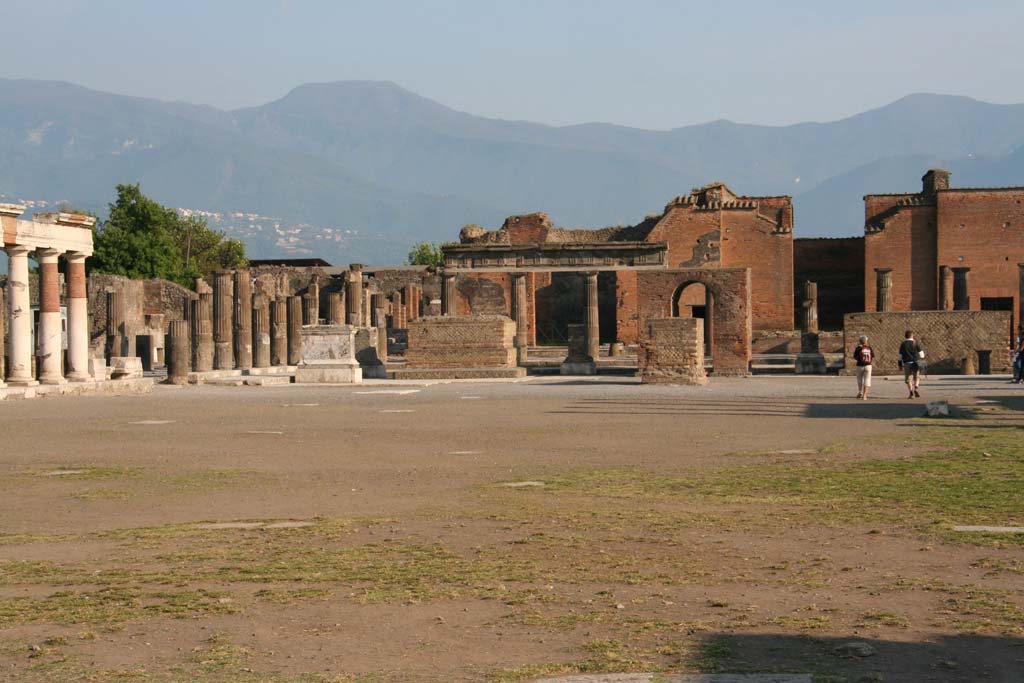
[2,0,1023,130]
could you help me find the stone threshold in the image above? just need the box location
[1,377,154,400]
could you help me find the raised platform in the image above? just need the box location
[388,367,527,380]
[188,366,296,385]
[1,377,154,400]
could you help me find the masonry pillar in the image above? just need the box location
[166,319,190,385]
[213,270,234,369]
[953,267,971,311]
[442,272,456,316]
[705,289,716,355]
[287,295,303,365]
[0,287,5,384]
[190,291,214,373]
[65,251,91,381]
[233,268,252,369]
[513,273,529,363]
[801,281,819,334]
[308,278,320,324]
[328,291,345,326]
[403,284,415,322]
[303,292,318,326]
[390,291,404,329]
[252,294,271,369]
[5,246,36,385]
[105,289,125,360]
[875,268,893,312]
[271,298,288,366]
[370,293,386,328]
[35,248,64,384]
[584,271,599,361]
[939,265,954,311]
[346,264,363,326]
[1018,264,1024,334]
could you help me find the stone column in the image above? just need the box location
[166,319,190,385]
[35,248,64,384]
[328,291,345,326]
[442,272,456,316]
[875,268,893,312]
[801,281,819,334]
[105,289,125,360]
[404,284,417,321]
[271,299,288,366]
[363,289,373,327]
[705,289,716,355]
[307,278,320,324]
[1018,264,1024,334]
[302,292,318,326]
[6,246,37,385]
[513,273,529,363]
[0,286,5,384]
[953,267,971,311]
[233,268,252,369]
[346,264,363,326]
[213,270,234,369]
[65,251,91,381]
[939,265,954,311]
[584,271,600,361]
[252,294,271,369]
[390,291,405,329]
[287,295,303,365]
[190,292,214,372]
[371,293,386,328]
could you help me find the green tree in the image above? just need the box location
[406,241,444,268]
[90,184,246,285]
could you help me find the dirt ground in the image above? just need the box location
[1,375,1022,683]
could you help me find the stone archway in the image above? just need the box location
[672,281,712,356]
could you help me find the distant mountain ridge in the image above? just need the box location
[2,77,1023,263]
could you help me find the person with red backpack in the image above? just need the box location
[853,335,874,400]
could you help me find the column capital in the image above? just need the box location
[952,266,971,273]
[5,244,32,257]
[34,247,62,262]
[0,203,26,218]
[873,267,892,274]
[65,250,87,263]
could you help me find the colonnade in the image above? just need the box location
[1,205,95,388]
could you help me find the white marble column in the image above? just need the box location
[36,248,64,384]
[65,251,91,381]
[6,245,37,386]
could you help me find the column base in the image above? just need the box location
[7,377,40,387]
[39,375,67,386]
[66,372,94,383]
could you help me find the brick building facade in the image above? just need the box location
[864,169,1024,333]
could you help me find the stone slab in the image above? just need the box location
[110,356,143,380]
[4,377,154,399]
[389,367,526,380]
[243,375,292,386]
[560,360,597,376]
[295,366,363,384]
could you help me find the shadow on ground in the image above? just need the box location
[687,632,1024,683]
[548,398,928,420]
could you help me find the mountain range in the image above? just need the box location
[2,77,1023,264]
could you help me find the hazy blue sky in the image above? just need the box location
[3,0,1022,129]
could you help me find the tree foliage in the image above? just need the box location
[405,241,444,268]
[90,184,246,285]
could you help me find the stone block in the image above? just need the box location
[639,318,708,385]
[88,357,107,381]
[925,400,950,417]
[354,327,387,378]
[110,356,143,380]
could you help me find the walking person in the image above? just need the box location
[1013,326,1024,384]
[853,335,874,400]
[898,330,924,399]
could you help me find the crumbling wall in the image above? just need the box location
[842,311,1012,375]
[639,317,707,385]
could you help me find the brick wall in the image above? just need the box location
[794,237,865,330]
[842,311,1012,375]
[864,204,937,312]
[405,315,517,369]
[639,317,707,385]
[936,190,1024,328]
[636,268,751,376]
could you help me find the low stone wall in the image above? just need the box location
[842,311,1013,375]
[639,318,707,385]
[405,315,516,369]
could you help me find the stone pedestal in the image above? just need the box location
[295,325,362,384]
[110,357,143,380]
[795,332,826,374]
[561,323,596,375]
[639,318,707,385]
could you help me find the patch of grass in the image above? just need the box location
[858,610,911,628]
[254,588,332,604]
[69,488,133,501]
[0,587,238,627]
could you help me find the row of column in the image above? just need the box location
[873,266,971,312]
[3,246,90,386]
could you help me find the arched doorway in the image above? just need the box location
[672,281,713,359]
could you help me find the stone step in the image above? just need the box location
[243,375,292,386]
